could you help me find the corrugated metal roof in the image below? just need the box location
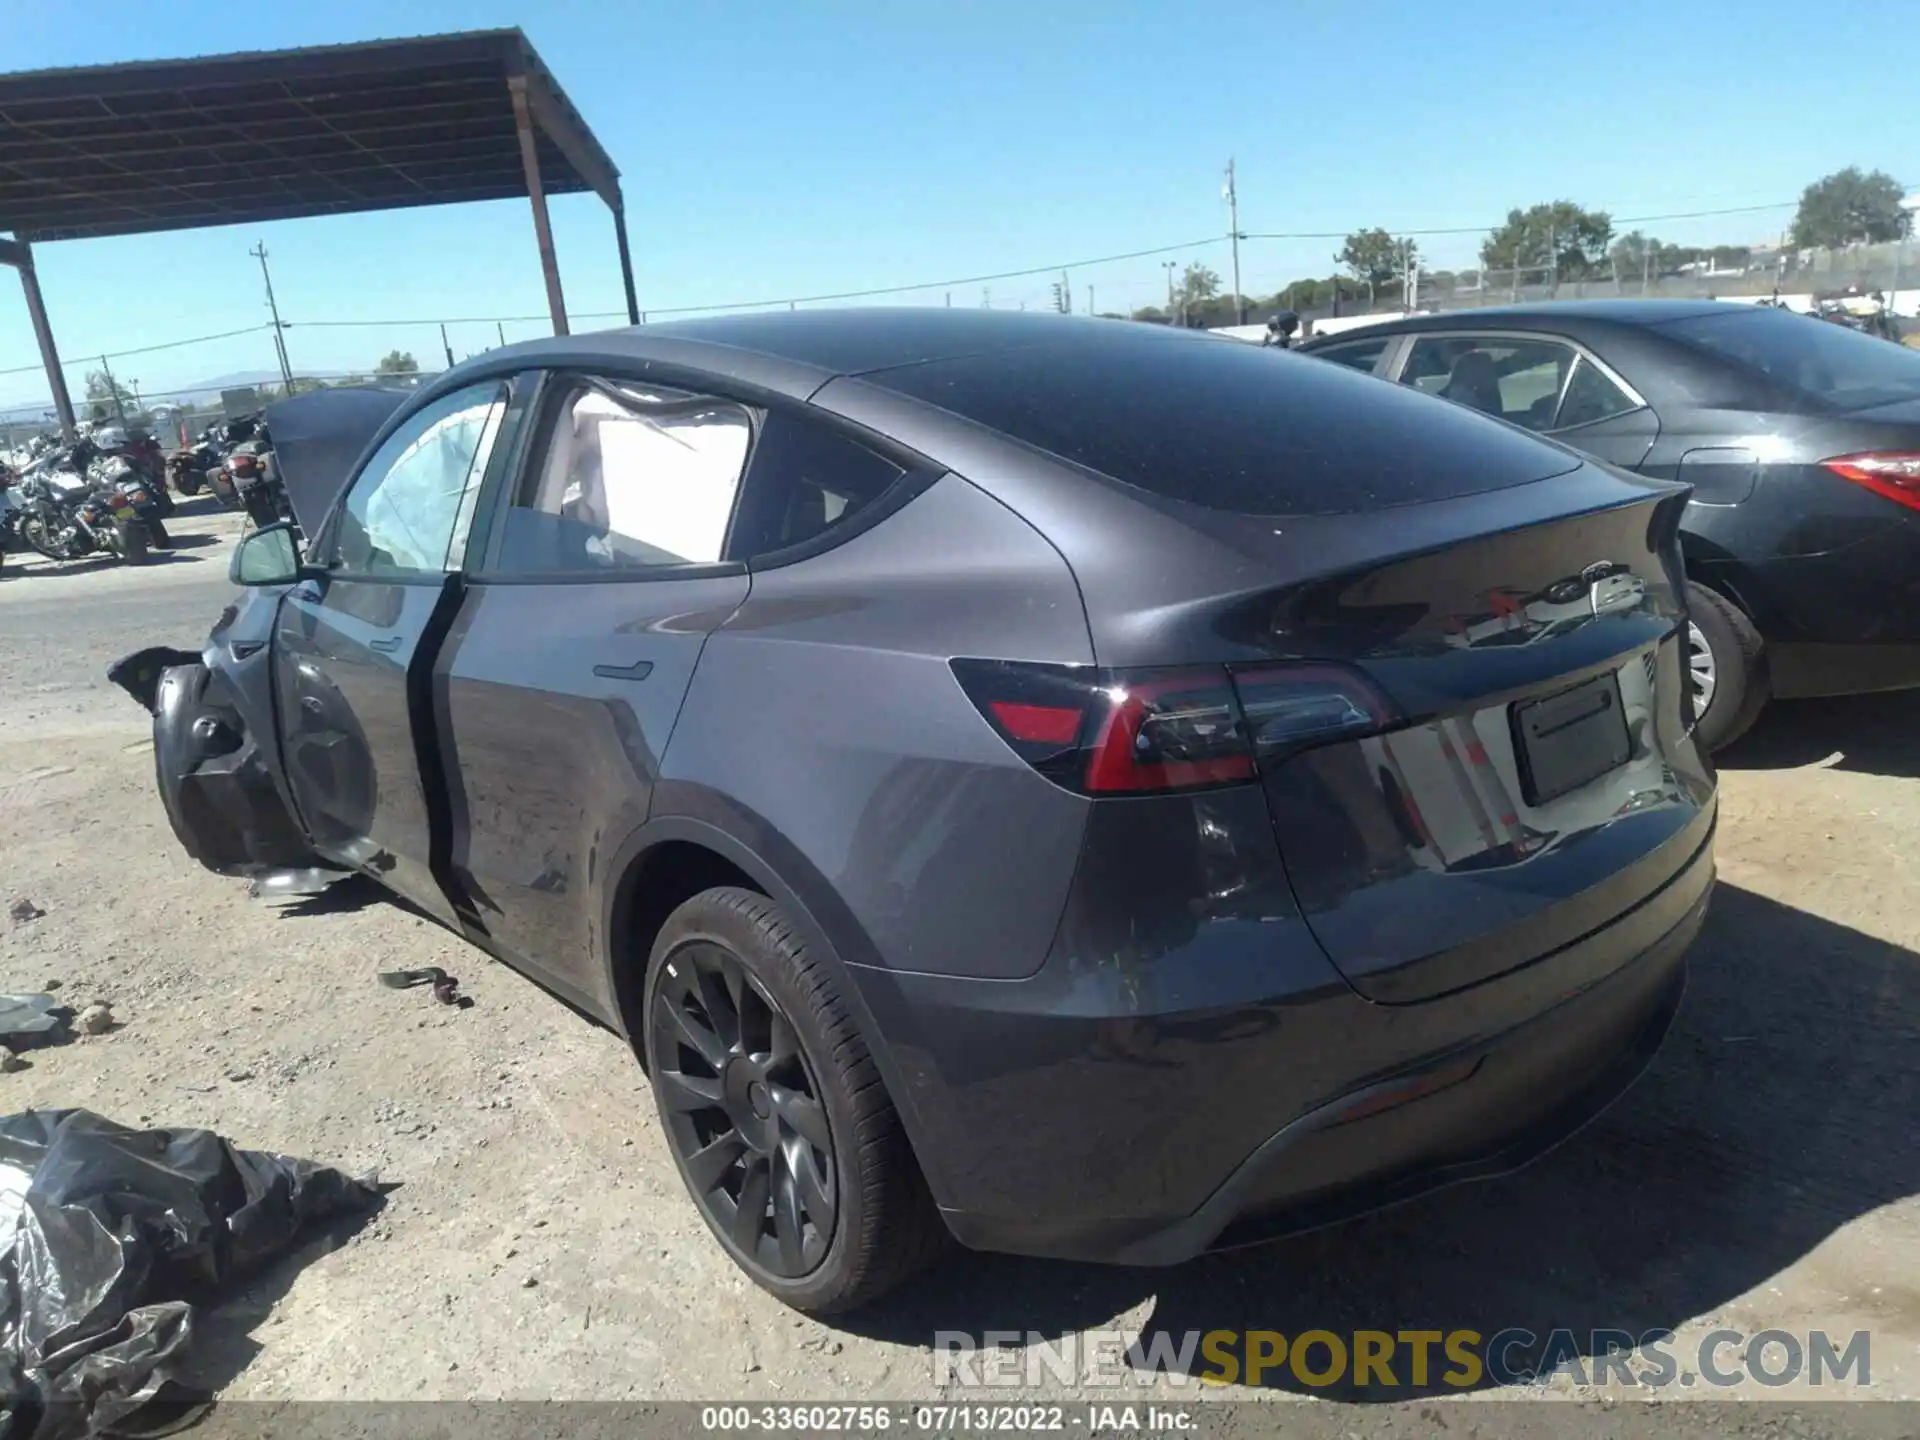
[0,29,620,241]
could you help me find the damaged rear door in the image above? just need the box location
[271,381,511,925]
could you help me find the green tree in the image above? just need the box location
[1609,230,1656,277]
[1481,201,1613,280]
[1336,228,1420,302]
[1790,167,1912,248]
[83,369,137,422]
[1178,263,1222,310]
[1163,264,1220,325]
[375,349,419,376]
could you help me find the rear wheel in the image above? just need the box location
[1685,580,1768,751]
[22,516,65,561]
[642,886,947,1312]
[114,518,150,566]
[146,518,171,549]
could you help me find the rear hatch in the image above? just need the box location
[1229,484,1714,1002]
[848,330,1716,1004]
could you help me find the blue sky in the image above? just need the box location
[2,0,1913,407]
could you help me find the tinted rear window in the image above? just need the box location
[865,330,1578,515]
[1662,308,1920,411]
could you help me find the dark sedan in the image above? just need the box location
[1300,300,1920,749]
[113,310,1714,1311]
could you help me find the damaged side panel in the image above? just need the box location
[109,589,318,877]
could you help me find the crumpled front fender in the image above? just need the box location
[109,645,314,877]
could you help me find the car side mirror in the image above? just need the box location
[230,520,306,586]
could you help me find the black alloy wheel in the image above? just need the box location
[649,940,837,1279]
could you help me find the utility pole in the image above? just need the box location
[1224,158,1243,323]
[250,241,294,390]
[945,292,951,308]
[497,321,507,348]
[1060,269,1072,315]
[440,324,456,369]
[98,354,127,424]
[1163,260,1178,321]
[1087,284,1094,316]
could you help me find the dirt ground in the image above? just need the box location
[0,500,1915,1415]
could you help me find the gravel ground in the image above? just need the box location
[0,502,1914,1420]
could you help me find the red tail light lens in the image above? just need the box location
[1822,452,1920,513]
[951,658,1396,795]
[1083,671,1254,792]
[988,701,1082,745]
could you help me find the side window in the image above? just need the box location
[330,381,508,575]
[1310,335,1392,375]
[1400,337,1577,431]
[495,380,752,574]
[726,411,905,562]
[1553,356,1640,430]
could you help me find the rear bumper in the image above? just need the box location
[851,787,1714,1267]
[1122,887,1696,1265]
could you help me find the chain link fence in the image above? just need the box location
[1288,240,1920,332]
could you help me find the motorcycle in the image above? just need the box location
[8,462,150,565]
[0,479,23,574]
[225,436,289,530]
[1813,289,1902,343]
[1261,309,1301,349]
[91,424,172,513]
[91,454,171,548]
[166,442,211,497]
[192,413,266,510]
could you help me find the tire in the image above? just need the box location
[642,886,948,1312]
[1685,580,1768,751]
[174,473,204,498]
[22,517,65,561]
[114,518,150,566]
[146,518,171,549]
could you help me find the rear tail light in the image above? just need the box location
[1821,452,1920,513]
[1083,670,1254,792]
[950,658,1397,795]
[1232,663,1396,759]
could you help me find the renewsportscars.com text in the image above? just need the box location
[933,1328,1871,1391]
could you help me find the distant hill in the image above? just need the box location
[1,368,335,426]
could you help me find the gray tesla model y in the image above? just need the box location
[114,310,1716,1311]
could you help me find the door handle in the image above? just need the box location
[369,636,402,654]
[592,659,654,682]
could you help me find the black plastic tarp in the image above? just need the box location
[0,1109,379,1440]
[263,386,414,537]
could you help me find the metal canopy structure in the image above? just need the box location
[0,28,636,434]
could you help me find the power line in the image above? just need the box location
[288,235,1237,329]
[0,323,276,378]
[291,202,1806,332]
[0,196,1822,390]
